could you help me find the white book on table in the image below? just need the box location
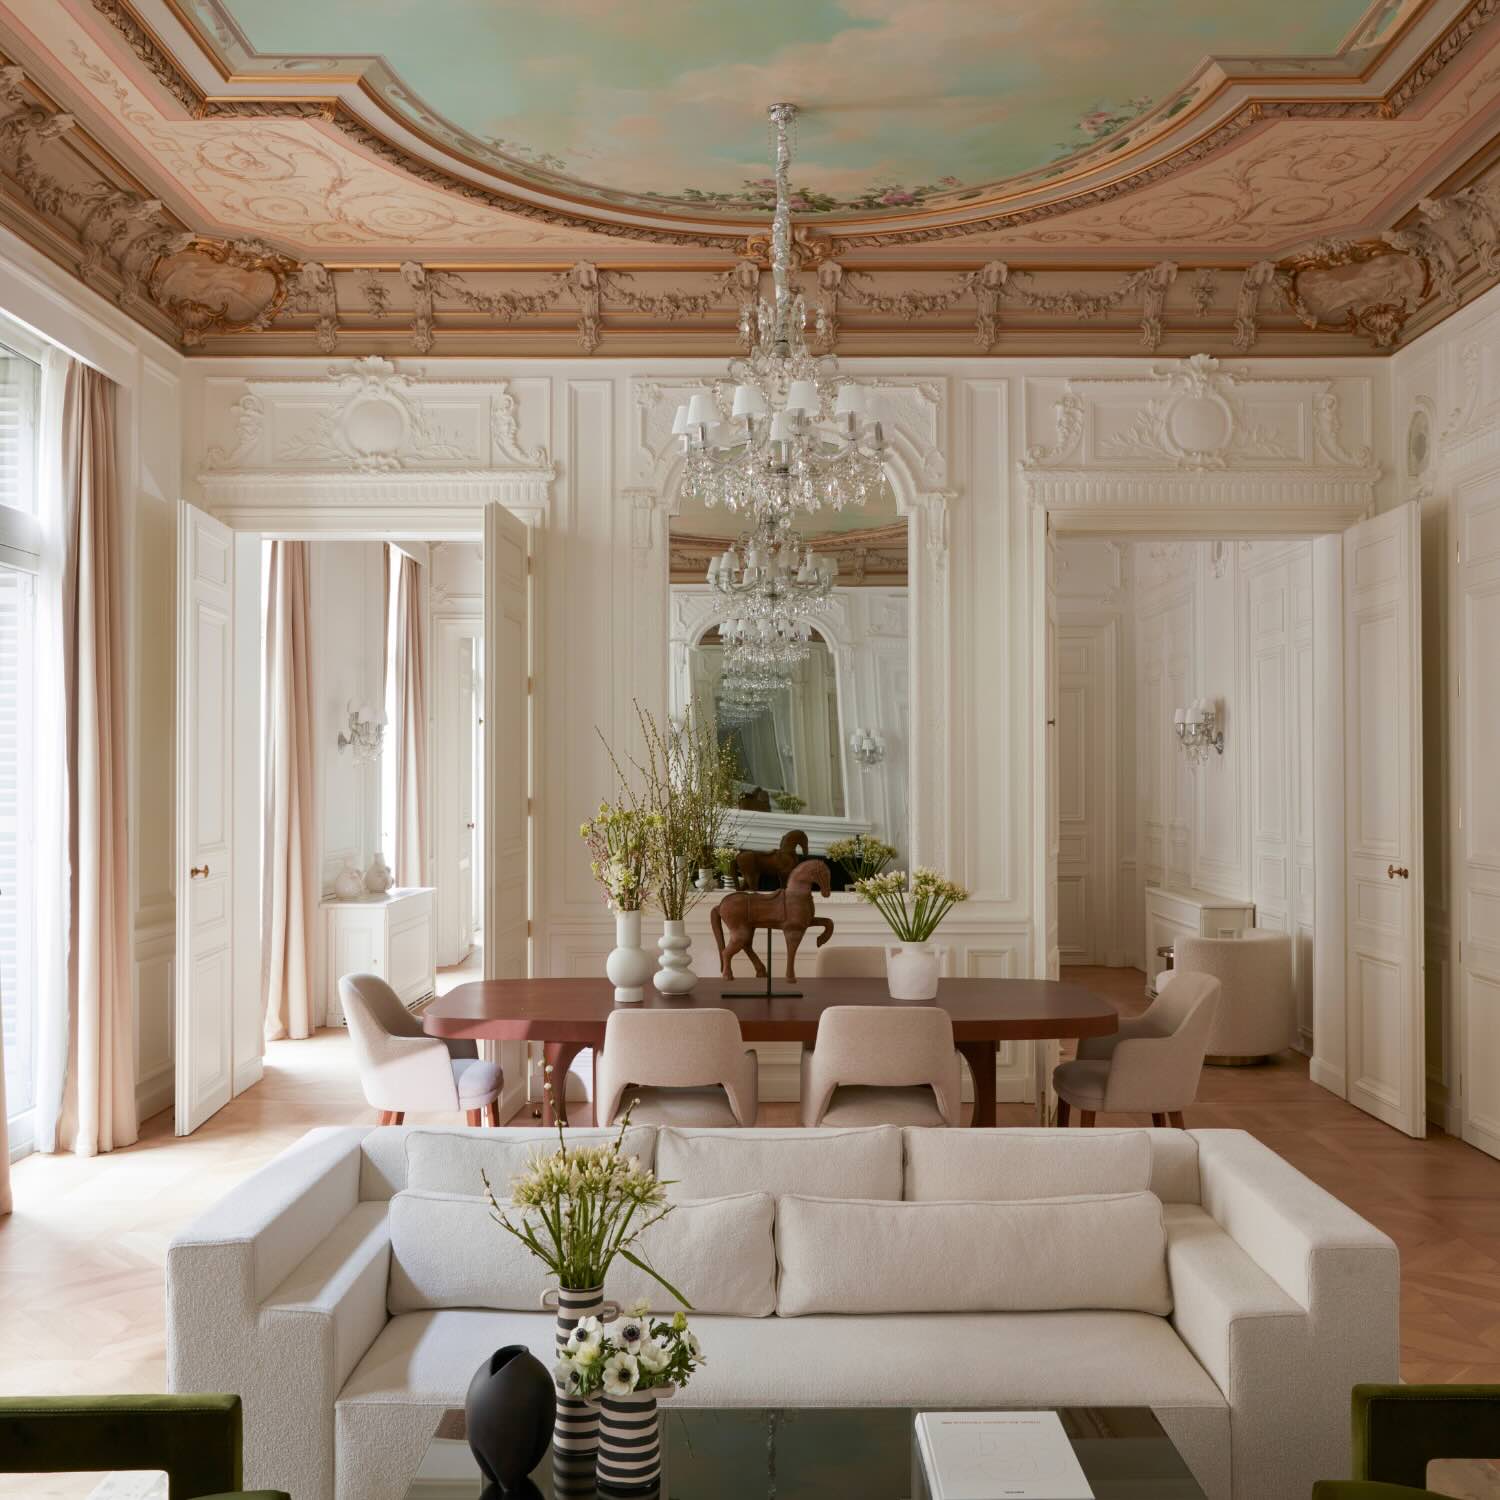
[914,1411,1095,1500]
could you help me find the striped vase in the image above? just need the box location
[543,1284,617,1486]
[594,1384,671,1493]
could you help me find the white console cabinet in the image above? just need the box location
[322,887,436,1025]
[1144,884,1255,976]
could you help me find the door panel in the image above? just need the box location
[1343,502,1425,1137]
[175,501,235,1135]
[1056,626,1108,964]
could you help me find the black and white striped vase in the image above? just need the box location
[543,1284,618,1488]
[594,1384,672,1493]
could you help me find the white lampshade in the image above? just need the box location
[686,392,718,427]
[1173,708,1186,724]
[769,411,793,441]
[834,383,864,416]
[671,403,691,436]
[357,704,372,724]
[785,379,819,414]
[732,383,768,418]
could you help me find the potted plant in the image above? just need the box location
[713,845,739,890]
[555,1301,705,1491]
[826,833,898,885]
[853,866,970,999]
[482,1104,691,1464]
[772,790,806,814]
[580,799,656,1004]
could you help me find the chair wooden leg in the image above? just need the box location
[376,1110,390,1126]
[1152,1112,1167,1128]
[1079,1109,1096,1127]
[466,1108,483,1127]
[486,1100,501,1126]
[1168,1110,1186,1128]
[1055,1098,1071,1128]
[392,1111,404,1125]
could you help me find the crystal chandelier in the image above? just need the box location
[672,102,890,519]
[707,516,837,606]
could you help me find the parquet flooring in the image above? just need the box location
[2,963,1497,1497]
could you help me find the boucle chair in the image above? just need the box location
[800,1005,963,1127]
[809,945,887,977]
[594,1007,758,1127]
[1156,930,1295,1064]
[1053,971,1219,1128]
[339,972,503,1126]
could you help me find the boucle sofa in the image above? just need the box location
[166,1125,1399,1500]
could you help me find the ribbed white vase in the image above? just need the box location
[605,909,653,1004]
[654,919,697,994]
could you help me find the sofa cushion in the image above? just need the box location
[403,1126,656,1197]
[387,1189,774,1317]
[655,1125,902,1200]
[903,1127,1153,1201]
[335,1309,1229,1500]
[776,1192,1172,1317]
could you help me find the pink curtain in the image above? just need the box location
[262,540,318,1040]
[42,362,135,1157]
[392,553,427,887]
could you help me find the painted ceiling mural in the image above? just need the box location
[179,0,1403,218]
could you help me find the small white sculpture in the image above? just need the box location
[364,851,394,895]
[334,860,365,901]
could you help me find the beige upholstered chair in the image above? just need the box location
[339,972,503,1126]
[594,1008,758,1127]
[808,945,887,978]
[1157,931,1295,1064]
[1053,971,1219,1127]
[800,1006,963,1128]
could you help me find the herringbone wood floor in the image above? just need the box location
[2,965,1497,1495]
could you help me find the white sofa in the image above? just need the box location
[166,1125,1399,1500]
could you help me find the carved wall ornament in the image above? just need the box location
[146,234,299,346]
[1276,238,1430,349]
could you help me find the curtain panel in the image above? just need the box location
[392,552,428,889]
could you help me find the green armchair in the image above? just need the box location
[1313,1384,1500,1499]
[0,1394,288,1499]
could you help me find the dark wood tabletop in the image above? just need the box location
[423,976,1117,1128]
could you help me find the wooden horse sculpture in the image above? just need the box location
[733,829,809,891]
[712,859,834,981]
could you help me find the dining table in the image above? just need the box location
[422,975,1119,1128]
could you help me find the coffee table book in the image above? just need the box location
[915,1411,1095,1500]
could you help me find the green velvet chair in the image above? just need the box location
[1312,1384,1500,1499]
[0,1394,288,1499]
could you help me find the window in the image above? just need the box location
[0,339,41,1153]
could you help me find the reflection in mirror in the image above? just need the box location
[669,483,909,886]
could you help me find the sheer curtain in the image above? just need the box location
[262,540,318,1040]
[391,552,428,888]
[33,361,135,1157]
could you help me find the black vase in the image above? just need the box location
[465,1344,556,1494]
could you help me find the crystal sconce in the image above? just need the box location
[849,727,887,768]
[1173,699,1223,766]
[337,699,386,763]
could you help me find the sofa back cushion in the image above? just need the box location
[656,1126,901,1200]
[387,1189,775,1317]
[775,1192,1172,1317]
[402,1126,656,1198]
[903,1129,1153,1201]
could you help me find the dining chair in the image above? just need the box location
[1157,930,1295,1064]
[1052,970,1220,1127]
[594,1007,759,1127]
[808,945,888,978]
[339,972,503,1126]
[800,1005,963,1127]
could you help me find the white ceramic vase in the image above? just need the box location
[334,860,365,901]
[886,942,940,1000]
[605,909,654,1004]
[363,851,393,894]
[654,919,698,994]
[695,867,714,892]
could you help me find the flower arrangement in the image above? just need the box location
[579,800,655,911]
[854,866,970,943]
[712,846,739,880]
[554,1302,704,1400]
[481,1106,690,1305]
[772,791,806,814]
[827,833,898,884]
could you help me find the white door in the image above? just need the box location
[1343,501,1426,1137]
[434,622,480,966]
[1456,465,1500,1158]
[1056,623,1110,965]
[456,636,476,956]
[483,502,530,983]
[174,501,236,1135]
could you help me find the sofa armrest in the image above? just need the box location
[1352,1385,1500,1487]
[1187,1131,1400,1500]
[167,1129,390,1500]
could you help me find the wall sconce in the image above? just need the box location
[848,727,886,768]
[337,699,386,763]
[1173,699,1223,766]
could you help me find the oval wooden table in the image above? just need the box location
[422,976,1118,1128]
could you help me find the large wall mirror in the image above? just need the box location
[669,487,910,887]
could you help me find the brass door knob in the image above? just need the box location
[190,864,210,879]
[466,821,476,829]
[1387,864,1410,880]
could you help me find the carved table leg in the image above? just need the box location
[956,1040,997,1128]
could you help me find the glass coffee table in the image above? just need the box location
[402,1406,1206,1499]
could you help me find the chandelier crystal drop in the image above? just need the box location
[673,103,891,520]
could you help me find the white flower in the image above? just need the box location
[617,1319,645,1352]
[601,1352,639,1396]
[627,1298,651,1319]
[568,1316,602,1352]
[682,1329,703,1362]
[637,1338,669,1374]
[553,1358,583,1396]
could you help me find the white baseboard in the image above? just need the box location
[233,1055,264,1098]
[1308,1056,1346,1098]
[136,1064,173,1124]
[1426,1078,1459,1136]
